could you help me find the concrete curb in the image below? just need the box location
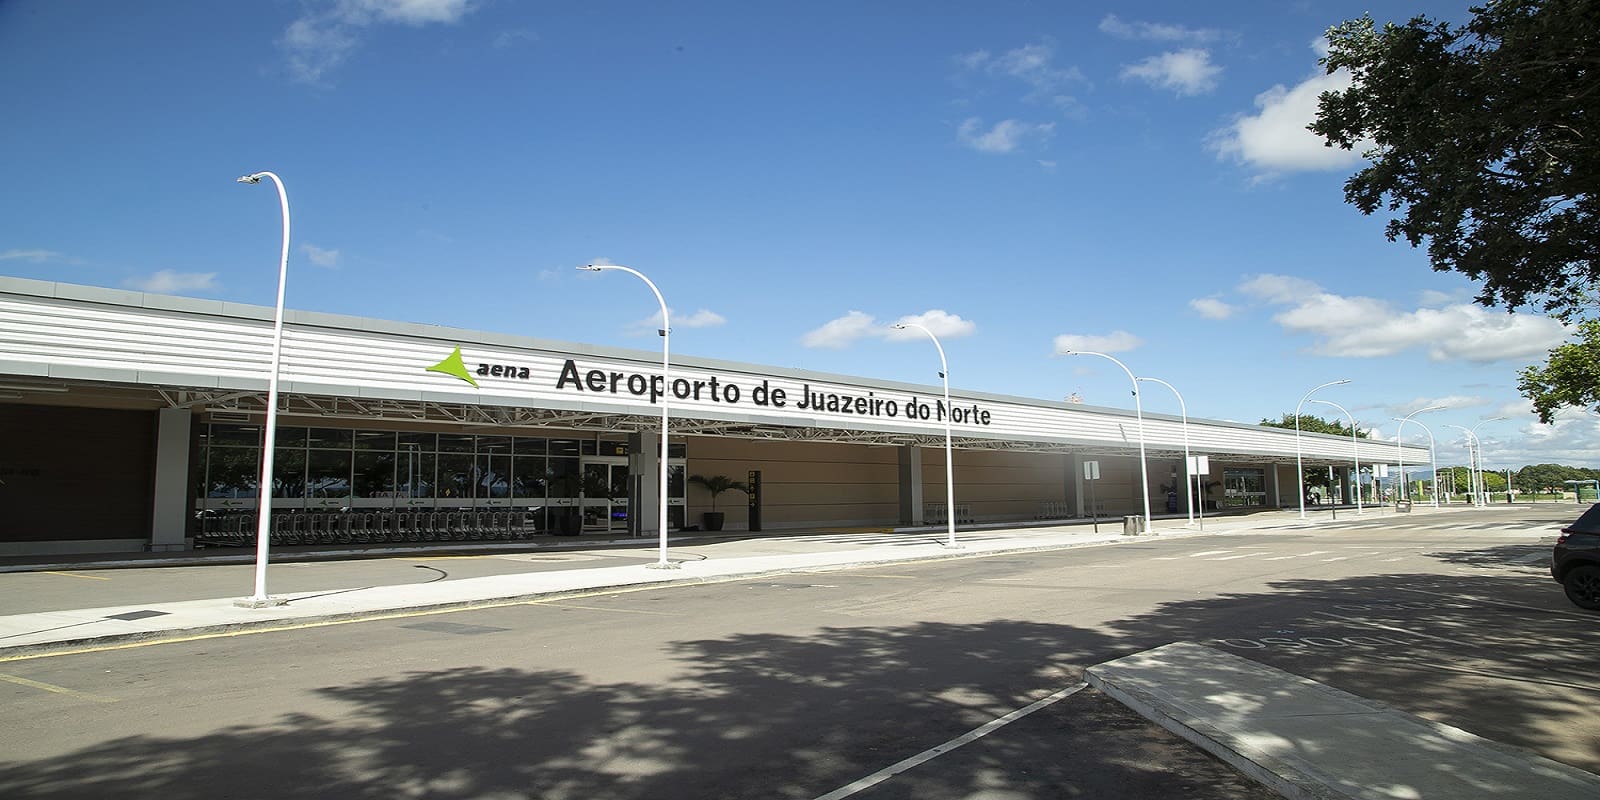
[0,531,1150,660]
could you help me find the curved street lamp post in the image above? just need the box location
[578,264,676,569]
[1470,418,1507,506]
[235,171,291,608]
[1307,398,1362,515]
[1136,376,1193,526]
[892,322,960,548]
[1393,406,1445,506]
[1295,379,1352,520]
[1063,351,1152,533]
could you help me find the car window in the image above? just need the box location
[1567,504,1600,535]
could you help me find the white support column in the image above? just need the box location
[149,408,192,552]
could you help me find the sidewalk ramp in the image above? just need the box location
[1086,642,1600,800]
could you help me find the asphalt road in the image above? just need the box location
[0,505,1592,799]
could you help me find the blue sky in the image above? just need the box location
[2,0,1594,470]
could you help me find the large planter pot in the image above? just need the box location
[701,512,726,532]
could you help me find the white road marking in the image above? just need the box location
[1211,552,1267,561]
[1187,550,1233,558]
[810,682,1089,800]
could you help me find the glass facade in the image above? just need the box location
[194,423,685,543]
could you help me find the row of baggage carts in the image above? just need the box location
[196,510,547,547]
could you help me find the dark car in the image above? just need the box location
[1552,503,1600,610]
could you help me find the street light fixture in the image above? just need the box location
[1392,417,1441,508]
[1295,379,1352,520]
[1307,398,1362,515]
[1470,417,1507,505]
[1394,406,1445,505]
[1444,424,1477,505]
[235,171,290,609]
[1136,376,1193,526]
[578,264,676,569]
[1063,351,1152,533]
[892,322,959,548]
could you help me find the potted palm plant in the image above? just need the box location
[688,474,749,532]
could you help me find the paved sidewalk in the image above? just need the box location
[0,507,1349,655]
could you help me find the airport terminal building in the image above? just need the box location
[0,276,1425,555]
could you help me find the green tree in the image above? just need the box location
[1259,414,1369,438]
[1313,1,1599,420]
[1518,319,1600,422]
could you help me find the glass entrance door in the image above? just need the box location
[580,459,630,533]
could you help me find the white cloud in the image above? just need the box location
[955,41,1086,113]
[1418,289,1461,307]
[1242,273,1570,363]
[301,243,340,268]
[281,0,476,85]
[803,309,976,349]
[126,270,219,294]
[885,310,977,341]
[802,311,879,349]
[677,309,726,328]
[1053,331,1142,354]
[632,307,727,332]
[957,117,1055,154]
[1209,44,1369,175]
[1098,14,1221,43]
[1189,296,1236,320]
[1497,408,1600,468]
[493,28,538,49]
[0,248,67,263]
[1122,49,1221,96]
[1238,273,1322,304]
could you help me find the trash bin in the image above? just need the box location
[1396,500,1412,513]
[1122,515,1143,536]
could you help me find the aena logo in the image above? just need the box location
[425,347,479,388]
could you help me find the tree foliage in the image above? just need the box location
[1260,413,1370,438]
[1517,318,1600,422]
[1312,0,1600,319]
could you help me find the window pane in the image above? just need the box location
[477,435,512,453]
[307,449,352,498]
[209,423,261,448]
[353,430,397,451]
[307,428,353,450]
[547,457,580,498]
[437,434,475,453]
[437,453,475,500]
[514,437,547,455]
[273,448,307,499]
[398,451,435,499]
[478,451,511,498]
[548,439,580,457]
[206,447,260,498]
[354,451,397,498]
[513,456,546,498]
[398,432,436,452]
[275,426,308,448]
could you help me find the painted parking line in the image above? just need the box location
[0,672,120,703]
[40,571,111,581]
[810,682,1088,800]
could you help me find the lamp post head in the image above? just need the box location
[577,264,605,272]
[236,173,264,184]
[890,323,907,330]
